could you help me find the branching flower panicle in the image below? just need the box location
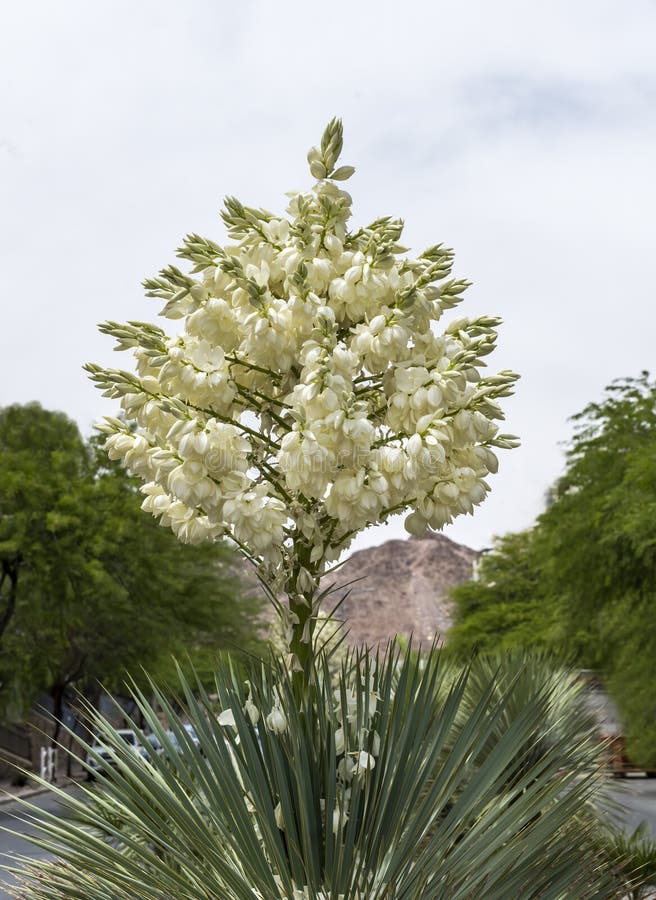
[87,118,519,670]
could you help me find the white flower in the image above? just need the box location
[332,803,349,834]
[217,709,236,729]
[354,750,376,776]
[404,511,427,536]
[266,706,287,735]
[394,365,429,394]
[244,698,259,726]
[337,755,355,783]
[223,484,287,558]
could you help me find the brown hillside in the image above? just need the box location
[321,533,479,648]
[236,533,479,649]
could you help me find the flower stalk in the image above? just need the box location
[88,119,519,685]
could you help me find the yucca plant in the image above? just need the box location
[7,121,650,899]
[6,644,640,899]
[449,651,603,777]
[598,822,656,900]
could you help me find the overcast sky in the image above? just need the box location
[2,0,655,553]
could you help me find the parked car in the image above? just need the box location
[144,731,163,755]
[142,724,202,760]
[167,723,201,751]
[86,728,148,778]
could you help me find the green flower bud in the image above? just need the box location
[331,165,355,181]
[310,160,327,180]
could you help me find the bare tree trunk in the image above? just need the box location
[0,555,22,641]
[70,680,102,781]
[46,681,68,783]
[74,681,102,738]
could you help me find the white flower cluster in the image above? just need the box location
[219,663,381,848]
[88,119,518,580]
[256,881,344,900]
[329,669,381,837]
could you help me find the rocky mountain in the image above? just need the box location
[320,533,479,648]
[237,533,479,649]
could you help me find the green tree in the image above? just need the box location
[0,404,88,644]
[538,373,656,765]
[0,403,264,725]
[448,530,557,658]
[449,374,656,766]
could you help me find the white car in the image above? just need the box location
[146,724,202,757]
[167,723,201,751]
[86,728,148,777]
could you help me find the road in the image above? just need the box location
[0,779,653,897]
[0,787,80,900]
[606,775,656,836]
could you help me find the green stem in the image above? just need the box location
[189,401,282,450]
[238,383,291,410]
[229,532,261,567]
[226,355,282,381]
[286,543,318,700]
[372,431,405,448]
[233,383,291,432]
[253,459,294,504]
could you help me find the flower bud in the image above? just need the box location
[310,160,327,180]
[323,234,343,255]
[244,698,260,726]
[266,706,288,735]
[331,165,355,181]
[368,314,386,335]
[404,512,426,536]
[315,305,335,326]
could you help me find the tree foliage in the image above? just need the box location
[449,373,656,766]
[0,402,264,722]
[447,530,556,658]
